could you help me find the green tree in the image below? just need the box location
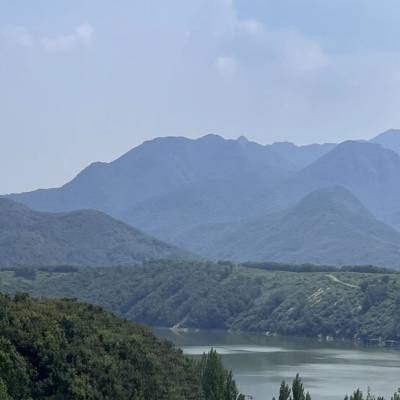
[199,349,226,400]
[225,371,239,400]
[0,337,30,399]
[278,381,291,400]
[391,390,400,400]
[349,389,364,400]
[0,379,10,400]
[292,374,306,400]
[198,349,242,400]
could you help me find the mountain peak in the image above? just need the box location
[370,129,400,156]
[197,133,225,142]
[372,128,400,140]
[313,139,399,163]
[292,185,370,217]
[237,135,249,144]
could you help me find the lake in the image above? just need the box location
[154,329,400,400]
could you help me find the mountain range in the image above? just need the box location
[176,186,400,267]
[283,140,400,227]
[0,198,192,267]
[4,129,400,267]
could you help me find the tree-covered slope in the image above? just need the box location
[2,260,400,342]
[0,198,193,267]
[0,293,202,400]
[174,186,400,267]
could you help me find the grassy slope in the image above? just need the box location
[1,261,399,341]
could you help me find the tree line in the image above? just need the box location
[272,374,400,400]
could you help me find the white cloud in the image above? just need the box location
[282,32,329,73]
[215,56,237,81]
[238,19,264,35]
[1,25,34,48]
[201,0,328,78]
[1,23,94,53]
[206,0,264,39]
[41,23,94,52]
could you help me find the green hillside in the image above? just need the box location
[2,260,400,342]
[0,198,194,267]
[0,293,202,399]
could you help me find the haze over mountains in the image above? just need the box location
[284,140,400,227]
[5,129,400,267]
[0,198,192,267]
[177,186,400,267]
[371,129,400,157]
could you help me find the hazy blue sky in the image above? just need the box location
[2,0,400,193]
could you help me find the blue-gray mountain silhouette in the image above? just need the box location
[5,133,400,265]
[371,129,400,156]
[175,186,400,267]
[284,140,400,229]
[8,135,293,241]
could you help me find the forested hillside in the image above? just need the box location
[0,293,200,399]
[2,261,400,342]
[0,198,193,267]
[0,293,242,400]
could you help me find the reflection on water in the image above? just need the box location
[154,329,400,400]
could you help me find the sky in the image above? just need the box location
[2,0,400,193]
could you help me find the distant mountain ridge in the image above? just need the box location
[284,140,400,228]
[267,141,336,169]
[0,198,194,267]
[175,186,400,267]
[371,129,400,155]
[4,130,400,266]
[7,134,294,242]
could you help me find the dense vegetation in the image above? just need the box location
[0,293,242,400]
[2,260,400,342]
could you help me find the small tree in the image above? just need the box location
[391,390,400,400]
[225,370,239,400]
[198,348,243,400]
[0,379,10,400]
[349,389,364,400]
[292,374,306,400]
[278,381,291,400]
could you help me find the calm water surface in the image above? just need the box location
[154,329,400,400]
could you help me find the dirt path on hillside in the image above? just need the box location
[326,274,359,289]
